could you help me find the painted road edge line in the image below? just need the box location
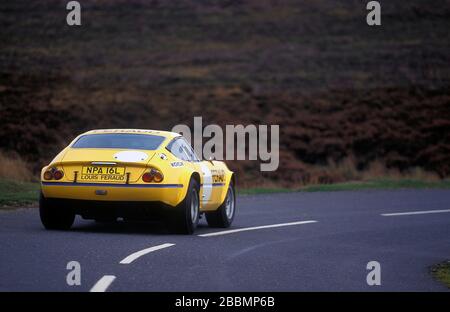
[381,209,450,217]
[198,220,318,237]
[90,275,116,292]
[120,243,175,264]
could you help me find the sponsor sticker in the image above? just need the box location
[171,161,184,168]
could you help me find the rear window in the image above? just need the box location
[72,133,165,150]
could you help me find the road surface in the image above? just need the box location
[0,189,449,291]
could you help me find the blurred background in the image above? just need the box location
[1,0,449,188]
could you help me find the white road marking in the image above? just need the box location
[198,220,318,237]
[119,243,175,264]
[381,209,450,217]
[90,275,116,292]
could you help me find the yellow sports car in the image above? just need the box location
[40,129,236,234]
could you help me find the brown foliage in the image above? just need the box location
[1,0,449,186]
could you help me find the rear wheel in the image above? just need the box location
[167,178,200,234]
[39,193,75,230]
[206,182,236,228]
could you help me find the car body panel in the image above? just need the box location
[40,129,234,212]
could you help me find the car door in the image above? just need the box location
[196,160,226,210]
[166,137,213,207]
[176,137,222,209]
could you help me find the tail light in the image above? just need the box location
[53,170,64,180]
[142,172,153,183]
[142,168,164,183]
[151,169,164,183]
[43,171,53,180]
[43,168,64,180]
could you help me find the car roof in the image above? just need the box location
[80,129,181,139]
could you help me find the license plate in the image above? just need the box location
[80,166,126,182]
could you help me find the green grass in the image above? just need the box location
[0,180,40,208]
[431,261,450,289]
[300,178,450,192]
[239,178,450,195]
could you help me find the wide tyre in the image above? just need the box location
[167,178,200,234]
[206,181,236,228]
[39,192,75,230]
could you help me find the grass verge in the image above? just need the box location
[0,179,40,208]
[430,261,450,289]
[238,178,450,195]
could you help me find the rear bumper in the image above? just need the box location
[41,181,185,207]
[43,197,173,221]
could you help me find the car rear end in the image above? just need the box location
[40,131,186,220]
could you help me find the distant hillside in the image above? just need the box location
[1,0,449,186]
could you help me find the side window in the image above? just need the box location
[167,138,190,161]
[167,137,200,161]
[166,137,200,162]
[180,138,200,162]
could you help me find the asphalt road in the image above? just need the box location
[0,189,449,291]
